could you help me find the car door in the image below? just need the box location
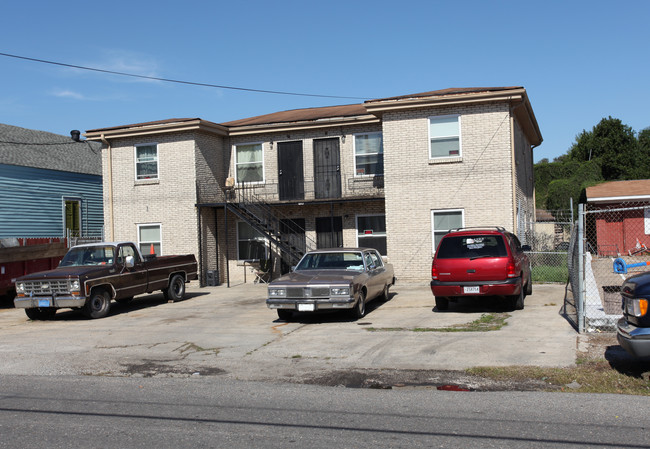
[364,250,384,299]
[115,244,148,299]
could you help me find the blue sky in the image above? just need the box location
[1,0,648,162]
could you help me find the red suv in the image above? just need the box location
[430,227,532,311]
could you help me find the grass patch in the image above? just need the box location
[467,361,650,395]
[531,265,568,283]
[366,313,510,333]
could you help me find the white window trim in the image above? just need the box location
[137,223,162,256]
[134,143,159,182]
[353,132,384,177]
[431,209,464,253]
[236,221,269,261]
[233,142,265,185]
[428,114,462,161]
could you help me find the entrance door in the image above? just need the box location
[313,138,341,199]
[316,216,343,249]
[64,199,81,237]
[277,141,304,201]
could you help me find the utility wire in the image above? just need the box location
[0,52,370,100]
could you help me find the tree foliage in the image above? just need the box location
[535,117,648,212]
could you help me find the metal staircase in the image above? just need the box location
[225,183,316,268]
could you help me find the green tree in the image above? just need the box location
[567,117,647,180]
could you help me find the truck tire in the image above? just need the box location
[25,307,57,320]
[435,297,449,311]
[165,274,185,302]
[83,288,111,319]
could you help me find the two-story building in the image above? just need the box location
[84,86,542,284]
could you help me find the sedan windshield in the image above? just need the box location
[59,246,116,267]
[296,252,364,271]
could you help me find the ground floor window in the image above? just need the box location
[356,215,387,255]
[316,216,343,249]
[138,223,161,256]
[237,221,267,260]
[431,209,463,252]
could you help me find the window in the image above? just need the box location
[354,133,383,176]
[237,222,267,260]
[429,115,461,159]
[316,216,343,249]
[356,215,387,255]
[235,143,264,183]
[138,224,161,256]
[431,210,463,252]
[135,144,159,180]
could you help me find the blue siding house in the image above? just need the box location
[0,124,103,239]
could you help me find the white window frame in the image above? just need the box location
[355,214,387,255]
[431,209,464,253]
[353,132,384,177]
[234,142,265,184]
[137,223,162,256]
[428,115,462,160]
[236,221,269,261]
[134,143,159,181]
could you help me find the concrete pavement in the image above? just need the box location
[0,282,577,383]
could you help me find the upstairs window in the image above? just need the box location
[135,144,159,180]
[235,143,264,183]
[429,115,461,159]
[354,133,384,176]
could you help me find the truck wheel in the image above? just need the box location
[435,297,449,311]
[25,307,57,320]
[277,309,293,321]
[83,289,111,319]
[511,289,525,311]
[350,290,366,320]
[165,274,185,302]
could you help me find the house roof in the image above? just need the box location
[83,86,542,144]
[221,104,370,127]
[586,180,650,203]
[0,123,102,175]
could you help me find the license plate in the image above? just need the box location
[298,303,315,312]
[38,299,51,307]
[463,286,480,294]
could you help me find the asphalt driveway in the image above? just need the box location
[0,283,576,383]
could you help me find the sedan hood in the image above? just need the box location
[271,269,359,285]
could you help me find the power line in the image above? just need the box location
[0,52,370,101]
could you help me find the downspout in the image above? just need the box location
[100,134,115,241]
[510,110,517,234]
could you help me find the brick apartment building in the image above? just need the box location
[84,87,542,284]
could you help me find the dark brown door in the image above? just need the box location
[313,138,341,199]
[316,216,343,248]
[277,141,304,201]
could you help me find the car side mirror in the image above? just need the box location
[125,255,135,268]
[368,263,376,271]
[290,266,296,272]
[521,245,531,252]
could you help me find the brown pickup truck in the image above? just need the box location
[14,242,198,320]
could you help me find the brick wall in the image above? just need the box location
[383,102,517,282]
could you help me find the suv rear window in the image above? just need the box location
[436,235,508,259]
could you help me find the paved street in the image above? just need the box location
[0,282,576,387]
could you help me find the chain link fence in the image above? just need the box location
[523,209,573,285]
[568,201,650,332]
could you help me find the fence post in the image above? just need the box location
[578,203,585,333]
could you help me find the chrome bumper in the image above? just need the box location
[617,318,650,358]
[267,297,355,311]
[14,295,86,309]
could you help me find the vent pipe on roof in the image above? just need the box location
[70,130,81,142]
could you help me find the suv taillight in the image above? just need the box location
[506,261,516,278]
[431,262,439,280]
